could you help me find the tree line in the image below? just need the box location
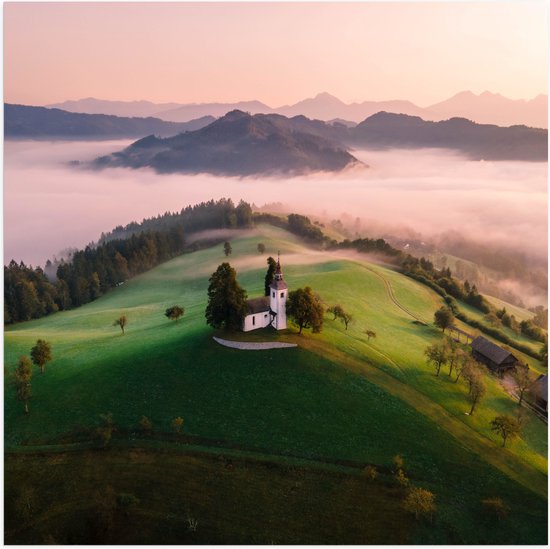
[5,199,254,324]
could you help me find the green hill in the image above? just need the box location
[4,224,547,543]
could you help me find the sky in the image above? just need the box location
[4,1,548,107]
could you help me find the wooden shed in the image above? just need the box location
[471,336,517,375]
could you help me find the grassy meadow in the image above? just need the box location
[4,224,547,543]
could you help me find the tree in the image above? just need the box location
[205,263,248,330]
[424,342,449,376]
[327,304,352,329]
[139,415,153,433]
[95,413,115,448]
[264,257,277,296]
[434,306,454,333]
[467,377,486,415]
[13,356,32,414]
[365,330,377,342]
[403,487,436,521]
[327,304,344,320]
[340,311,353,330]
[171,416,184,434]
[30,339,52,374]
[223,241,232,257]
[392,454,404,473]
[165,305,185,323]
[447,345,467,378]
[362,465,378,481]
[286,287,324,335]
[257,243,266,254]
[511,364,533,406]
[481,497,510,521]
[490,415,521,447]
[113,315,127,335]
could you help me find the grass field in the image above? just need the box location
[4,224,547,543]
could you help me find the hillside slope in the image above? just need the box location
[4,104,214,139]
[5,224,547,543]
[94,110,360,175]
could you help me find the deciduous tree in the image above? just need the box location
[327,304,344,320]
[286,287,324,335]
[424,342,449,377]
[30,339,52,374]
[172,417,184,434]
[490,415,521,447]
[467,377,486,415]
[165,305,185,323]
[13,356,32,414]
[223,241,232,257]
[365,330,377,342]
[113,315,127,335]
[257,243,266,254]
[434,306,454,333]
[403,487,436,521]
[512,364,533,406]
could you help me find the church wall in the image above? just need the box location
[242,311,271,332]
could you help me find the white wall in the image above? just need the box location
[243,311,272,332]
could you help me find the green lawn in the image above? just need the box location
[5,224,547,543]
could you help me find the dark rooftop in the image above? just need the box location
[471,336,516,365]
[246,296,270,314]
[534,374,548,402]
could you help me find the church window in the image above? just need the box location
[280,292,285,298]
[272,292,275,298]
[252,316,256,326]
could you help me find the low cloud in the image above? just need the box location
[5,141,546,300]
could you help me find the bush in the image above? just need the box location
[362,465,378,481]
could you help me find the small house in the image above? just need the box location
[471,336,517,375]
[532,374,548,415]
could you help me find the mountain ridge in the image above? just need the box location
[47,90,548,128]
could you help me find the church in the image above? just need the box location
[242,256,287,332]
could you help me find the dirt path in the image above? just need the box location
[360,263,429,325]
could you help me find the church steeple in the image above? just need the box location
[274,251,284,281]
[269,251,288,330]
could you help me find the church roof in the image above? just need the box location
[246,296,271,314]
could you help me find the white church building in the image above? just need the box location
[242,257,288,332]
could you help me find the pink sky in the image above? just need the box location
[4,2,548,106]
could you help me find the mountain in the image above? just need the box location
[45,91,548,128]
[47,98,183,118]
[350,112,548,161]
[277,92,427,123]
[425,91,548,129]
[94,110,361,176]
[5,104,215,139]
[153,100,274,122]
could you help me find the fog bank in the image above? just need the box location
[4,141,547,275]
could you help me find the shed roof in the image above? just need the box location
[534,374,548,402]
[471,336,516,365]
[246,296,271,314]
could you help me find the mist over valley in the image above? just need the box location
[5,139,546,306]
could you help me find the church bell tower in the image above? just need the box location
[269,254,288,330]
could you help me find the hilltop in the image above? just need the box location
[4,222,547,544]
[94,110,361,176]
